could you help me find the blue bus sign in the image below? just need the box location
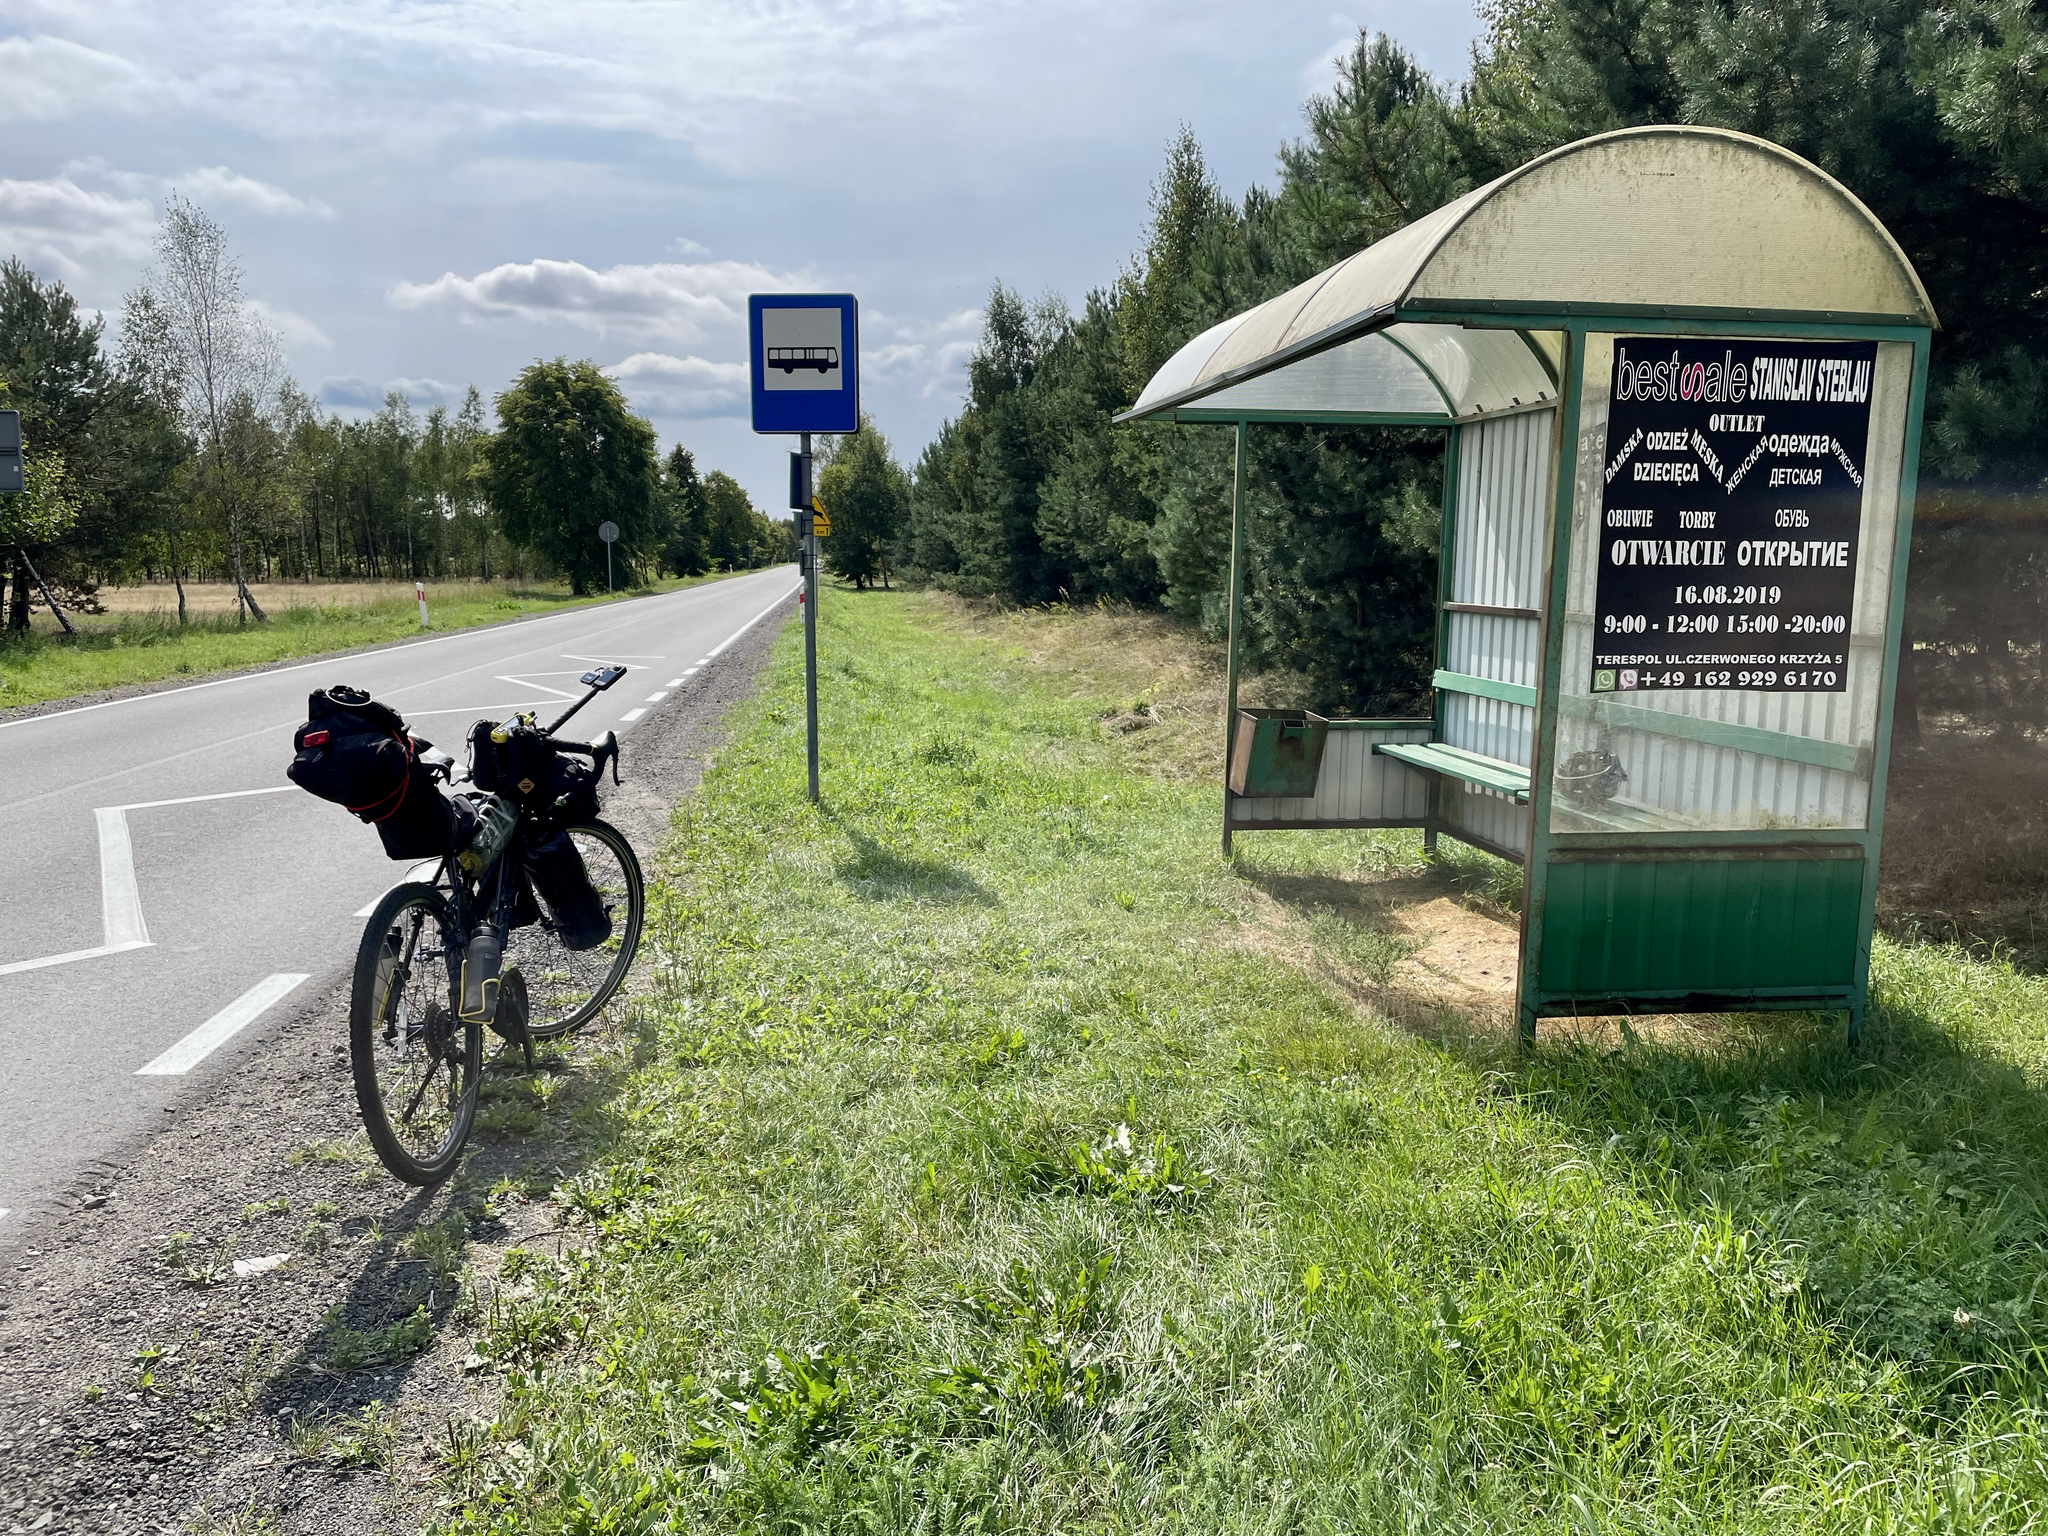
[750,294,858,434]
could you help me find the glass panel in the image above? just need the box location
[1550,333,1913,834]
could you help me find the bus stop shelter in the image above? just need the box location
[1117,126,1935,1045]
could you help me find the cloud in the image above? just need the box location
[385,376,464,407]
[389,256,800,345]
[862,307,983,398]
[176,166,333,218]
[245,298,332,353]
[0,34,157,123]
[668,236,711,257]
[0,176,156,283]
[604,351,748,417]
[318,376,380,409]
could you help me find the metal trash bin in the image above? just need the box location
[1228,709,1330,798]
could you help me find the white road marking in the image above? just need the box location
[400,702,552,718]
[97,807,150,948]
[353,859,444,917]
[563,652,667,662]
[0,1209,9,1224]
[136,973,310,1075]
[645,691,668,702]
[619,708,646,723]
[3,786,294,978]
[666,677,683,687]
[113,785,295,814]
[0,567,792,736]
[497,673,580,701]
[682,667,699,676]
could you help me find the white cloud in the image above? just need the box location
[0,176,156,283]
[604,351,748,417]
[176,166,334,218]
[668,236,711,257]
[862,307,983,398]
[386,376,464,407]
[246,298,332,353]
[0,34,157,123]
[389,257,802,346]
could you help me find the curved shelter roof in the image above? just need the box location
[1120,125,1935,425]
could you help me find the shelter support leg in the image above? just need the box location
[1221,420,1247,860]
[1517,1005,1537,1050]
[1846,1003,1865,1050]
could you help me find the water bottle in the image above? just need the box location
[458,791,518,876]
[459,927,503,1024]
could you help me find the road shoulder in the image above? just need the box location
[0,601,792,1536]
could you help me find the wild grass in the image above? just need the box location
[0,571,749,710]
[435,590,2048,1534]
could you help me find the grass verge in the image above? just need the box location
[436,589,2048,1533]
[0,572,752,711]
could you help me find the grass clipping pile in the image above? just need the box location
[418,591,2048,1534]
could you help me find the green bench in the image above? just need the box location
[1372,741,1531,804]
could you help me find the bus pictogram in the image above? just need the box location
[767,345,839,374]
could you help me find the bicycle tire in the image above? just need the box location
[350,882,481,1185]
[509,818,645,1041]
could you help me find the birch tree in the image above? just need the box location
[136,195,281,621]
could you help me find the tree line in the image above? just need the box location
[0,200,790,631]
[884,2,2047,728]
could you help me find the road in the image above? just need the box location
[0,567,797,1237]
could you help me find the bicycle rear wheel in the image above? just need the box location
[350,882,481,1184]
[502,819,644,1040]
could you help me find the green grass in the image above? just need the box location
[0,572,748,710]
[437,591,2048,1534]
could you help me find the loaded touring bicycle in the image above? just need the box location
[286,665,645,1182]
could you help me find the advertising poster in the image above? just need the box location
[1591,337,1878,694]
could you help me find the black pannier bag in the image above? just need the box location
[522,828,611,951]
[287,685,470,861]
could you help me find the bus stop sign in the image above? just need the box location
[750,295,859,434]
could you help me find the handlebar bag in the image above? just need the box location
[521,828,611,951]
[467,718,600,822]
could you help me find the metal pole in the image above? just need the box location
[1222,420,1247,857]
[605,541,613,594]
[802,431,819,803]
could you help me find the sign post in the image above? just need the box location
[416,579,428,629]
[751,293,859,804]
[598,520,619,594]
[0,410,21,495]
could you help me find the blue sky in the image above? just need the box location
[0,0,1485,510]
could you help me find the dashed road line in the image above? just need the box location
[135,973,311,1076]
[620,708,647,723]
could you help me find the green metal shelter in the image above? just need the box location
[1116,126,1936,1045]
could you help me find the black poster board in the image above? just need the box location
[1590,337,1878,694]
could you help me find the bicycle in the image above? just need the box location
[347,665,646,1184]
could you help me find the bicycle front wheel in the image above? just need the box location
[350,883,481,1185]
[503,819,644,1040]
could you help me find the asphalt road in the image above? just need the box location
[0,567,797,1238]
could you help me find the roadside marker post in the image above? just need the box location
[416,580,428,629]
[752,293,859,804]
[598,519,620,594]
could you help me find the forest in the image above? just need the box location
[0,201,790,631]
[897,0,2047,733]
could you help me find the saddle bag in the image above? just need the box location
[522,829,611,951]
[287,685,469,862]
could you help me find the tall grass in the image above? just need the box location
[437,591,2048,1534]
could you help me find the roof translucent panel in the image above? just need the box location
[1175,328,1450,418]
[1124,126,1934,422]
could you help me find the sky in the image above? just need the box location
[0,0,1486,511]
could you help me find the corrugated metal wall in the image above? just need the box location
[1550,339,1913,833]
[1439,407,1554,859]
[1230,722,1433,825]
